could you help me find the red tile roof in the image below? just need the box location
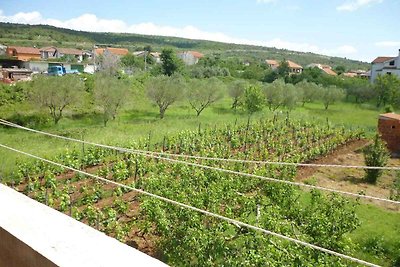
[372,57,395,64]
[380,113,400,120]
[266,59,302,69]
[322,67,337,76]
[58,48,83,55]
[266,59,279,66]
[95,47,129,56]
[287,60,302,69]
[343,72,358,77]
[188,51,204,58]
[8,46,40,55]
[40,46,57,52]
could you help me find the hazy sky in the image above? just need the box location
[1,0,399,62]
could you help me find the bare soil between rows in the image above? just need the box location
[296,138,400,211]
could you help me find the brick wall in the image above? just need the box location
[378,117,400,153]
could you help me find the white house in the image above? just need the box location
[370,49,400,82]
[177,51,204,65]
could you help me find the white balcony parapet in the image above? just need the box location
[0,183,168,267]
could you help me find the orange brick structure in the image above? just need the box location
[6,46,41,61]
[378,113,400,154]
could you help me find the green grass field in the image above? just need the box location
[0,98,382,175]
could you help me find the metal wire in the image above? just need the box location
[0,143,381,267]
[1,119,399,205]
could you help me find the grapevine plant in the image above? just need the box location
[8,118,364,266]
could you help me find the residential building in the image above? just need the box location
[40,47,84,62]
[178,51,204,65]
[6,46,41,61]
[307,63,337,76]
[150,52,161,64]
[265,59,303,74]
[370,49,400,82]
[343,72,358,78]
[341,70,370,79]
[57,48,84,62]
[40,46,57,60]
[95,47,129,57]
[266,59,279,70]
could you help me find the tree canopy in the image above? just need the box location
[31,75,85,124]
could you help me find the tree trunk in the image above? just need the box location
[159,107,165,119]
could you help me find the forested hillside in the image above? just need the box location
[0,22,369,70]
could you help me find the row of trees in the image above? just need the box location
[229,79,345,114]
[146,76,224,118]
[29,73,348,126]
[105,47,386,109]
[31,74,131,126]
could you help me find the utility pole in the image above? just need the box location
[93,44,97,73]
[144,51,147,71]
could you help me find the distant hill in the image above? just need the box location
[0,22,370,70]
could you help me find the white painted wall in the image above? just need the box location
[0,184,168,267]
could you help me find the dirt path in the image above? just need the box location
[296,139,400,211]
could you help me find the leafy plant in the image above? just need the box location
[363,134,390,184]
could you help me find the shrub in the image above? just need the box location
[5,112,51,128]
[384,104,394,113]
[363,134,390,184]
[390,172,400,201]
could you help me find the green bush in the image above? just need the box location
[5,112,51,128]
[390,172,400,201]
[384,105,394,113]
[363,134,390,184]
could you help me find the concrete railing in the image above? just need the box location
[0,183,168,267]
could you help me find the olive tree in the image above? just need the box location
[94,74,130,126]
[146,74,186,119]
[31,75,85,124]
[296,80,321,106]
[262,79,286,111]
[243,84,264,116]
[321,85,345,110]
[97,51,120,76]
[228,79,248,111]
[282,83,300,111]
[187,78,225,116]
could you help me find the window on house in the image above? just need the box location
[389,60,395,66]
[387,72,392,75]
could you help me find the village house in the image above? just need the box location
[150,52,161,63]
[95,47,129,57]
[266,59,303,74]
[177,51,204,65]
[40,46,57,60]
[370,49,400,82]
[133,51,162,64]
[342,70,370,79]
[6,46,41,61]
[40,47,84,62]
[265,59,279,70]
[57,48,84,62]
[307,63,337,76]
